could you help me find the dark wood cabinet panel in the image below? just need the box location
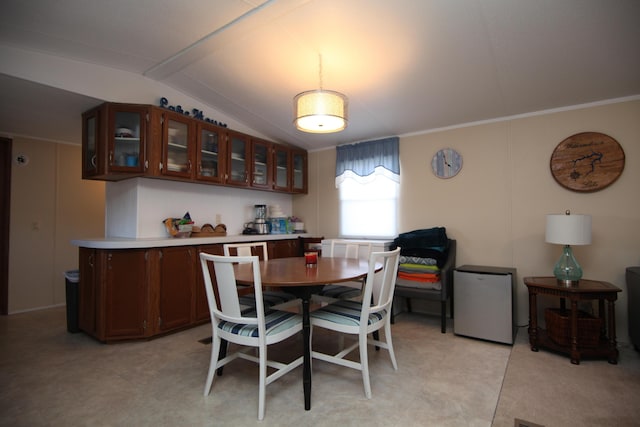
[78,247,97,335]
[158,246,196,331]
[103,249,148,340]
[268,239,299,259]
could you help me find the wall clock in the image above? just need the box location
[431,148,462,179]
[550,132,625,192]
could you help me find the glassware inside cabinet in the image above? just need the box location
[275,148,289,189]
[229,134,247,183]
[166,119,189,173]
[252,142,268,186]
[293,151,305,190]
[199,129,220,179]
[113,111,141,168]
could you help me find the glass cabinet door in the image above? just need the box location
[82,108,100,177]
[196,124,224,183]
[291,149,307,193]
[163,113,193,178]
[226,131,249,186]
[251,138,272,189]
[273,145,290,192]
[110,108,145,172]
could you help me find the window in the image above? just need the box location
[336,137,400,238]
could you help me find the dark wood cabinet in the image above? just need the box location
[102,249,149,340]
[273,145,290,192]
[81,102,307,193]
[291,148,308,194]
[196,122,226,184]
[268,239,299,259]
[78,238,301,342]
[78,247,97,335]
[226,130,251,187]
[158,246,196,332]
[251,138,273,190]
[160,109,196,179]
[82,103,149,180]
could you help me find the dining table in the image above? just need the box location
[233,255,375,411]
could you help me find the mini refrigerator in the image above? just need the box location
[454,265,516,344]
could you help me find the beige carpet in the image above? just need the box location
[1,307,638,426]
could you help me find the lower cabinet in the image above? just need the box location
[157,246,196,332]
[78,238,300,342]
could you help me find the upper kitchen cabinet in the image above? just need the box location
[273,144,290,192]
[291,148,308,193]
[226,130,250,187]
[159,109,196,179]
[196,122,226,184]
[250,138,273,190]
[81,103,307,193]
[82,103,149,180]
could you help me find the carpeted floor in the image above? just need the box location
[1,306,638,426]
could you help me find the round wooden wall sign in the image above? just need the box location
[550,132,625,192]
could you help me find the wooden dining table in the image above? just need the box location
[233,256,374,411]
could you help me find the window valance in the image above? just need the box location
[335,136,400,186]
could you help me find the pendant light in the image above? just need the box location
[294,55,348,133]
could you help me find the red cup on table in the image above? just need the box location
[304,251,318,267]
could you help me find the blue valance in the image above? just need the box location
[335,137,400,185]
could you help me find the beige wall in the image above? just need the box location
[295,100,640,343]
[9,138,104,313]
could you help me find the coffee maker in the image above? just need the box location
[253,204,269,234]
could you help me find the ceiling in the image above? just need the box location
[1,0,639,151]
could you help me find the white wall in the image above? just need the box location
[9,139,105,313]
[105,178,293,238]
[296,99,640,343]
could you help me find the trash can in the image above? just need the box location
[64,269,80,333]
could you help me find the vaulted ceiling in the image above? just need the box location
[1,0,639,151]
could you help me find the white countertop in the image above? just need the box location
[72,233,310,249]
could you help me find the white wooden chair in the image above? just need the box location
[200,253,303,421]
[318,240,372,300]
[310,247,401,398]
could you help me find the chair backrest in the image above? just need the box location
[223,242,269,261]
[199,252,265,330]
[329,240,373,261]
[360,247,401,324]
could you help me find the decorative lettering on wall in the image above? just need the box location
[159,97,227,128]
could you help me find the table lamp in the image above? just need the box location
[545,210,592,285]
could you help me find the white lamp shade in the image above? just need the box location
[545,213,592,245]
[294,90,348,133]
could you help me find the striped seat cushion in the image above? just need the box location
[310,300,386,327]
[318,284,361,300]
[239,290,298,309]
[218,309,301,337]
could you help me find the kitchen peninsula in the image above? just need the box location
[72,233,310,343]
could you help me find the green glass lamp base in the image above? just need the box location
[553,245,583,285]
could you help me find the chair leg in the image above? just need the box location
[406,297,413,313]
[258,345,267,421]
[359,332,372,399]
[216,339,228,376]
[205,336,221,396]
[384,320,398,370]
[440,301,446,333]
[390,302,395,324]
[373,330,380,351]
